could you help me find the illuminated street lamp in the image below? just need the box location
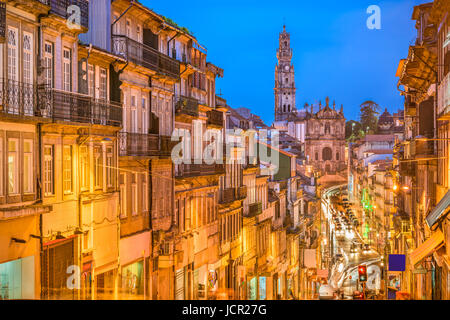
[414,135,450,142]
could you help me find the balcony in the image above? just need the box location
[410,140,435,157]
[38,87,122,127]
[49,0,89,29]
[220,188,236,204]
[207,109,223,128]
[236,186,247,200]
[119,132,160,157]
[175,95,199,120]
[0,79,38,118]
[112,35,180,80]
[248,202,263,217]
[175,163,225,178]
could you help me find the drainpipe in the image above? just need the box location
[111,0,136,34]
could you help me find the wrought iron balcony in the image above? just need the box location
[37,86,122,126]
[207,109,223,128]
[112,35,180,80]
[49,0,89,29]
[175,162,225,178]
[175,95,199,118]
[248,202,263,217]
[220,188,236,204]
[119,132,160,157]
[410,140,435,157]
[0,79,38,117]
[236,186,247,200]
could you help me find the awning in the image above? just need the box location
[426,190,450,228]
[410,230,445,266]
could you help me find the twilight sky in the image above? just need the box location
[144,0,427,124]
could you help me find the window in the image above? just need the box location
[336,152,340,161]
[126,19,131,38]
[44,42,53,88]
[88,64,95,97]
[80,145,89,190]
[137,25,142,43]
[315,152,319,161]
[63,48,71,92]
[94,146,103,189]
[63,145,73,194]
[8,139,19,195]
[142,173,148,213]
[120,173,126,218]
[23,33,33,115]
[7,28,18,82]
[142,97,147,134]
[131,173,137,216]
[99,68,107,100]
[43,145,54,196]
[106,146,113,188]
[23,140,33,194]
[131,95,137,133]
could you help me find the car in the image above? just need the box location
[342,198,348,202]
[362,244,371,254]
[350,244,359,253]
[319,285,336,300]
[352,291,364,300]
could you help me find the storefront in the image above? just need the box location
[41,237,75,300]
[0,256,35,300]
[193,265,207,300]
[247,277,257,300]
[120,260,145,298]
[259,276,267,300]
[175,268,185,300]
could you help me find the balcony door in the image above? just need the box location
[23,32,33,116]
[7,27,18,114]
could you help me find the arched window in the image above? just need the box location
[336,152,340,161]
[288,104,291,112]
[325,123,330,134]
[322,147,332,161]
[284,41,287,47]
[283,105,286,112]
[315,152,319,161]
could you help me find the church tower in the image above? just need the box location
[274,25,296,122]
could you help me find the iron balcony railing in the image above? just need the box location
[0,79,38,117]
[119,132,160,157]
[175,163,225,178]
[112,35,180,80]
[175,95,199,118]
[248,202,263,217]
[220,188,236,204]
[119,133,177,157]
[236,186,247,200]
[49,0,89,29]
[37,86,122,126]
[207,109,223,128]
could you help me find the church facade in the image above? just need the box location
[273,26,346,175]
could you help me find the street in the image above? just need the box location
[322,185,382,299]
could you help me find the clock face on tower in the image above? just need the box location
[284,65,289,71]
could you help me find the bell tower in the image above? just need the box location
[275,25,296,121]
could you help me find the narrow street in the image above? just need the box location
[322,185,382,299]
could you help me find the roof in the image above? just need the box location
[364,134,395,142]
[364,149,394,155]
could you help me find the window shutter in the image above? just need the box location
[78,58,88,95]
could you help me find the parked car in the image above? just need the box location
[352,291,364,300]
[319,285,336,300]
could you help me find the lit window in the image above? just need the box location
[88,64,95,97]
[119,173,127,218]
[63,145,73,194]
[23,139,33,194]
[80,145,89,191]
[106,146,113,188]
[99,68,107,100]
[94,146,103,189]
[44,42,53,88]
[8,139,19,194]
[131,173,137,216]
[43,145,54,196]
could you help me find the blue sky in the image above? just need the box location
[144,0,426,124]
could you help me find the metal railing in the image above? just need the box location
[220,188,235,204]
[0,79,38,117]
[207,109,223,127]
[175,163,225,178]
[112,35,180,79]
[175,95,199,118]
[248,202,263,217]
[37,86,122,126]
[119,132,160,157]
